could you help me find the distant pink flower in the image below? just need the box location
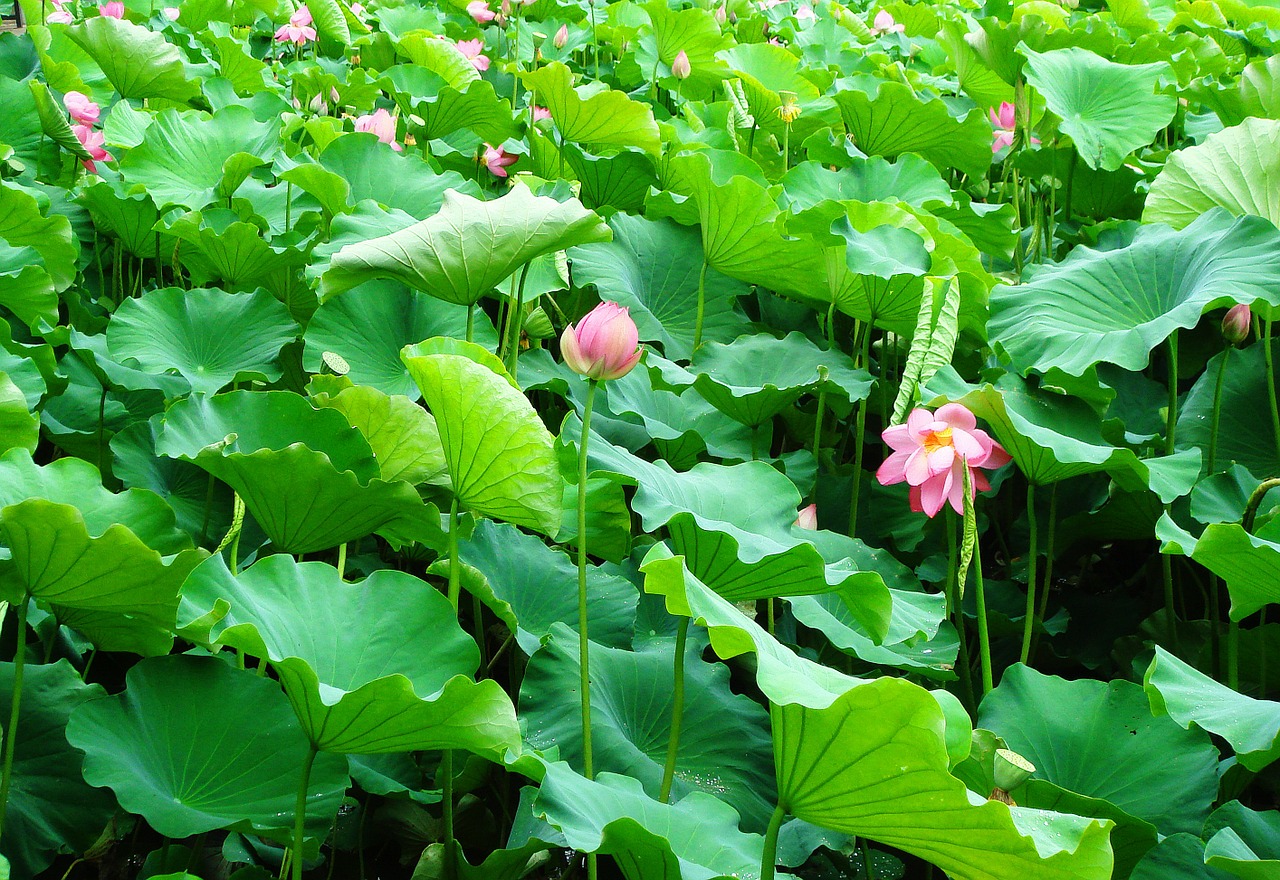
[871,9,904,34]
[560,301,643,381]
[456,38,490,71]
[162,5,180,17]
[274,4,316,42]
[553,23,567,48]
[98,1,124,17]
[795,3,815,21]
[290,4,312,25]
[768,36,783,46]
[483,143,517,177]
[64,91,100,126]
[877,404,1010,518]
[795,504,818,530]
[350,1,364,15]
[354,108,402,150]
[467,0,495,22]
[989,101,1039,153]
[532,105,551,121]
[73,124,112,172]
[47,0,73,22]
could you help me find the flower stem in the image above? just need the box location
[1029,484,1057,663]
[1019,482,1038,666]
[849,321,872,538]
[692,259,708,353]
[578,380,599,780]
[443,495,461,880]
[291,745,318,880]
[658,617,689,803]
[0,595,29,842]
[1209,346,1230,472]
[1266,319,1280,462]
[505,263,533,380]
[945,509,975,715]
[1166,332,1179,455]
[760,802,787,880]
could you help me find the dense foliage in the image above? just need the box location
[0,0,1278,877]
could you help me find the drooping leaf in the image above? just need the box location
[311,384,447,487]
[520,62,661,156]
[65,17,201,102]
[1204,802,1280,879]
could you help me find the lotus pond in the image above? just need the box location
[0,0,1279,877]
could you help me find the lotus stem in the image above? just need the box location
[465,305,475,344]
[973,532,993,696]
[505,263,533,380]
[1166,332,1179,454]
[1029,484,1058,663]
[1209,346,1231,472]
[578,380,599,780]
[849,320,873,538]
[658,617,689,803]
[946,508,975,715]
[336,542,347,580]
[692,259,708,353]
[1265,320,1280,463]
[1019,482,1038,665]
[760,802,786,880]
[291,746,319,880]
[1227,617,1240,692]
[443,494,462,879]
[0,595,29,842]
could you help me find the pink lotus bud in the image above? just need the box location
[671,49,691,80]
[714,4,726,23]
[1222,304,1252,346]
[467,0,495,21]
[354,108,403,151]
[162,6,180,18]
[350,1,364,15]
[553,23,568,48]
[531,105,551,122]
[99,1,124,17]
[64,91,100,126]
[560,301,643,381]
[500,0,511,15]
[308,92,329,115]
[795,504,818,530]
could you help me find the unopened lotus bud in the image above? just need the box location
[993,748,1035,793]
[714,3,726,23]
[795,503,818,530]
[308,92,329,115]
[1222,304,1252,346]
[524,306,554,340]
[560,301,643,381]
[672,49,691,79]
[554,23,568,48]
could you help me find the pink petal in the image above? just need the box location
[881,422,918,452]
[935,403,977,432]
[919,471,951,518]
[903,448,933,485]
[905,408,934,437]
[876,448,913,486]
[950,427,986,462]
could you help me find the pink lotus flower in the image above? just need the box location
[1223,304,1252,345]
[47,0,73,23]
[162,5,180,17]
[989,101,1039,153]
[795,4,815,21]
[456,38,490,71]
[73,124,112,172]
[560,301,643,381]
[98,1,124,17]
[531,105,551,122]
[350,1,364,15]
[354,108,402,151]
[871,9,904,34]
[290,4,312,25]
[483,143,517,176]
[795,503,818,530]
[553,23,567,48]
[64,91,100,126]
[877,404,1010,518]
[467,0,495,22]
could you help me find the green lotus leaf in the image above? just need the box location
[520,624,777,830]
[66,655,349,841]
[396,32,479,90]
[385,67,516,144]
[979,664,1220,836]
[155,391,446,553]
[779,157,952,211]
[162,210,307,295]
[0,180,76,295]
[582,433,891,641]
[1144,118,1280,230]
[1157,515,1280,620]
[319,183,611,306]
[0,76,45,171]
[1012,780,1157,879]
[720,42,831,139]
[1144,646,1280,773]
[1204,802,1280,879]
[1130,834,1228,880]
[308,0,351,46]
[1019,46,1174,172]
[0,659,115,880]
[568,213,749,361]
[302,280,491,400]
[179,554,520,757]
[28,80,91,161]
[453,518,637,655]
[632,0,731,100]
[311,384,447,487]
[118,105,281,211]
[989,210,1280,377]
[543,140,658,215]
[65,17,200,102]
[774,679,1115,880]
[530,761,776,880]
[832,81,993,178]
[520,62,660,156]
[106,287,299,396]
[0,241,56,334]
[403,338,560,535]
[79,176,161,258]
[0,371,38,457]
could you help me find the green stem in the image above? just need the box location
[747,122,758,157]
[285,181,293,235]
[291,746,318,880]
[1019,482,1038,666]
[441,749,456,880]
[0,595,29,842]
[973,538,993,696]
[1029,484,1058,663]
[692,259,708,353]
[946,509,975,715]
[849,321,872,538]
[578,380,599,780]
[1209,346,1231,473]
[1228,617,1240,692]
[1266,320,1280,463]
[781,123,790,172]
[506,263,533,380]
[465,305,475,344]
[1166,332,1179,455]
[658,617,689,803]
[760,802,786,880]
[336,542,347,580]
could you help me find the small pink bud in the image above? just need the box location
[795,504,818,530]
[1222,304,1252,346]
[560,301,643,381]
[714,4,726,23]
[553,23,568,48]
[99,1,124,17]
[671,49,691,80]
[162,5,180,18]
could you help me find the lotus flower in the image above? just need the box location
[275,4,317,43]
[163,5,180,17]
[99,1,124,16]
[531,105,551,122]
[877,404,1010,518]
[671,49,691,79]
[47,0,74,23]
[467,0,495,22]
[795,4,816,21]
[354,108,402,150]
[1223,304,1252,346]
[553,23,567,48]
[560,301,643,381]
[483,143,517,177]
[64,91,100,126]
[350,1,364,15]
[290,5,312,24]
[456,38,490,71]
[989,101,1039,153]
[871,9,904,34]
[795,504,818,530]
[73,124,112,173]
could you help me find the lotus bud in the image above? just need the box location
[672,49,691,79]
[308,92,329,115]
[714,3,726,23]
[524,306,555,340]
[554,23,568,48]
[560,301,643,381]
[501,0,511,15]
[992,748,1035,800]
[795,504,818,530]
[1222,304,1252,346]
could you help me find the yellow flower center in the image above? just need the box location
[922,427,953,455]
